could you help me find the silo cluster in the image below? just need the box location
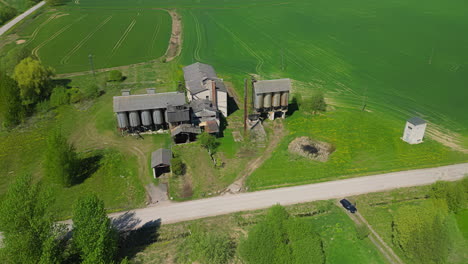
[254,91,289,111]
[116,109,166,132]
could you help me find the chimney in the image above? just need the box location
[211,80,217,108]
[146,88,156,94]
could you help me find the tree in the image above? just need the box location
[44,129,77,187]
[0,6,17,25]
[303,91,326,114]
[0,174,63,264]
[239,205,324,264]
[13,57,54,106]
[108,70,123,82]
[171,156,185,176]
[49,86,69,108]
[0,45,33,74]
[198,132,219,155]
[392,200,451,264]
[0,72,25,128]
[429,181,467,213]
[72,194,118,264]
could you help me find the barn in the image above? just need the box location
[402,117,427,144]
[151,148,172,178]
[253,79,291,120]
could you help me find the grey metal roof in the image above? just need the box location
[253,79,291,94]
[113,92,185,112]
[190,99,216,113]
[407,117,426,126]
[171,124,201,136]
[151,148,172,168]
[166,105,190,123]
[183,62,226,94]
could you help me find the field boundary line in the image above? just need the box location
[112,18,137,54]
[32,14,88,59]
[60,15,113,65]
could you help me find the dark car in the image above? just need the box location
[340,199,357,213]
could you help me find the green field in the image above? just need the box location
[1,0,31,12]
[9,7,171,73]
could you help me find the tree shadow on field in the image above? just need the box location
[116,214,162,260]
[72,153,103,185]
[51,78,72,88]
[287,96,299,117]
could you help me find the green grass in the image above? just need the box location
[2,0,31,12]
[247,109,467,190]
[352,184,468,264]
[456,209,468,240]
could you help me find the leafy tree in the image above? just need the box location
[13,57,54,106]
[0,174,63,264]
[44,129,77,187]
[392,200,451,264]
[171,156,185,176]
[198,132,219,155]
[178,225,235,264]
[302,91,326,114]
[108,70,123,82]
[0,45,32,74]
[239,205,325,264]
[0,5,17,25]
[429,181,467,213]
[0,72,25,128]
[72,194,118,264]
[50,86,69,108]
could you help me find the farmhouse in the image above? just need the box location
[183,62,228,117]
[402,117,426,144]
[253,78,291,120]
[151,148,172,178]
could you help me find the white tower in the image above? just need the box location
[402,117,426,144]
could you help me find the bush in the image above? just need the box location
[82,82,100,99]
[49,86,69,107]
[0,6,17,25]
[355,223,370,240]
[429,181,467,213]
[108,70,123,82]
[301,91,326,114]
[171,156,185,176]
[67,87,84,103]
[178,225,235,264]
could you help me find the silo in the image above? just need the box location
[272,92,281,108]
[281,92,289,107]
[263,93,272,108]
[116,112,129,128]
[153,109,164,125]
[141,110,152,126]
[254,93,264,110]
[129,111,141,127]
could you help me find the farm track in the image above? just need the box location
[111,19,137,54]
[32,14,88,59]
[60,15,113,65]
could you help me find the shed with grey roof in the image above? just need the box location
[253,78,291,120]
[151,148,172,178]
[403,117,427,144]
[113,92,186,113]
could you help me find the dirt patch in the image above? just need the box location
[164,10,182,62]
[181,178,193,198]
[288,136,335,162]
[15,39,26,44]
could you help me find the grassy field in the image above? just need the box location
[351,184,468,264]
[1,0,30,12]
[129,201,387,264]
[246,109,467,190]
[6,6,171,73]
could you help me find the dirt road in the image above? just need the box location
[0,1,46,36]
[107,163,468,229]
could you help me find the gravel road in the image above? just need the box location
[0,1,46,36]
[110,163,468,229]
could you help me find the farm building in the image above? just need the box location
[183,62,228,117]
[151,148,172,178]
[253,78,291,120]
[113,89,186,133]
[402,117,427,144]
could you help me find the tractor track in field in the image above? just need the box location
[60,15,113,65]
[191,11,202,62]
[32,14,88,59]
[25,13,59,46]
[148,16,161,57]
[111,18,137,54]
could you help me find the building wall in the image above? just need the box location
[217,90,228,117]
[403,122,426,144]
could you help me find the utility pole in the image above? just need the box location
[88,54,96,78]
[244,78,248,135]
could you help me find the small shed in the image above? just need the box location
[402,117,427,144]
[151,148,172,178]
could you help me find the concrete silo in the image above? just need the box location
[263,93,272,109]
[129,111,141,128]
[281,92,289,108]
[153,109,164,128]
[141,110,152,130]
[272,92,281,108]
[254,93,264,111]
[116,112,129,129]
